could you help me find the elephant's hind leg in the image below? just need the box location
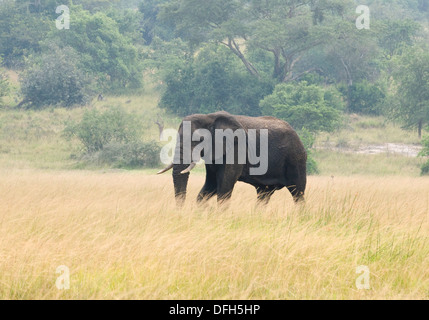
[285,163,306,203]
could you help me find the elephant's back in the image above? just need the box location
[236,116,301,146]
[236,115,295,132]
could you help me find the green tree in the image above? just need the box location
[139,0,174,44]
[142,37,192,80]
[389,46,429,138]
[15,0,121,14]
[323,20,380,86]
[260,81,344,133]
[377,20,419,57]
[106,8,145,45]
[159,0,352,81]
[48,7,143,91]
[0,0,51,67]
[159,44,273,117]
[20,46,93,109]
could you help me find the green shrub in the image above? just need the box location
[64,106,141,153]
[64,106,161,168]
[420,161,429,176]
[260,81,344,133]
[419,134,429,176]
[339,81,386,115]
[85,141,161,168]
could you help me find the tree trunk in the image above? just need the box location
[418,119,423,139]
[273,50,283,80]
[221,38,259,77]
[339,57,353,112]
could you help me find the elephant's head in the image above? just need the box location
[157,112,245,205]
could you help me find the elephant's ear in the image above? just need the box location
[209,114,246,162]
[211,114,244,132]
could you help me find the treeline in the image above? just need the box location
[1,0,429,172]
[147,0,429,137]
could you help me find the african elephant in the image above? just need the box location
[157,111,307,205]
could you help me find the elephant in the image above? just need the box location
[157,111,307,205]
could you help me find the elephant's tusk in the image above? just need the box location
[180,162,196,174]
[157,163,174,175]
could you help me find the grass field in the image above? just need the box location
[0,169,427,299]
[1,92,428,299]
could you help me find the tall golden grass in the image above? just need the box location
[0,169,427,299]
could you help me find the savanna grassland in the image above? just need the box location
[1,0,429,301]
[0,170,427,299]
[0,95,428,299]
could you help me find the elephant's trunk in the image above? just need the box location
[173,164,190,206]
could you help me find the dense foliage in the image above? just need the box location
[64,106,160,168]
[48,7,144,91]
[64,106,142,153]
[339,81,386,115]
[20,46,93,108]
[159,45,273,116]
[260,82,344,133]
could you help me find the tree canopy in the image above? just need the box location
[389,46,429,138]
[0,0,428,140]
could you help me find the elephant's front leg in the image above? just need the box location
[256,186,276,205]
[216,164,242,203]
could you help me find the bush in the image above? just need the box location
[420,161,429,176]
[419,134,429,176]
[64,106,161,168]
[64,106,141,153]
[85,141,161,168]
[260,81,344,133]
[339,81,386,115]
[20,46,93,109]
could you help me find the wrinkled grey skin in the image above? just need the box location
[163,111,307,205]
